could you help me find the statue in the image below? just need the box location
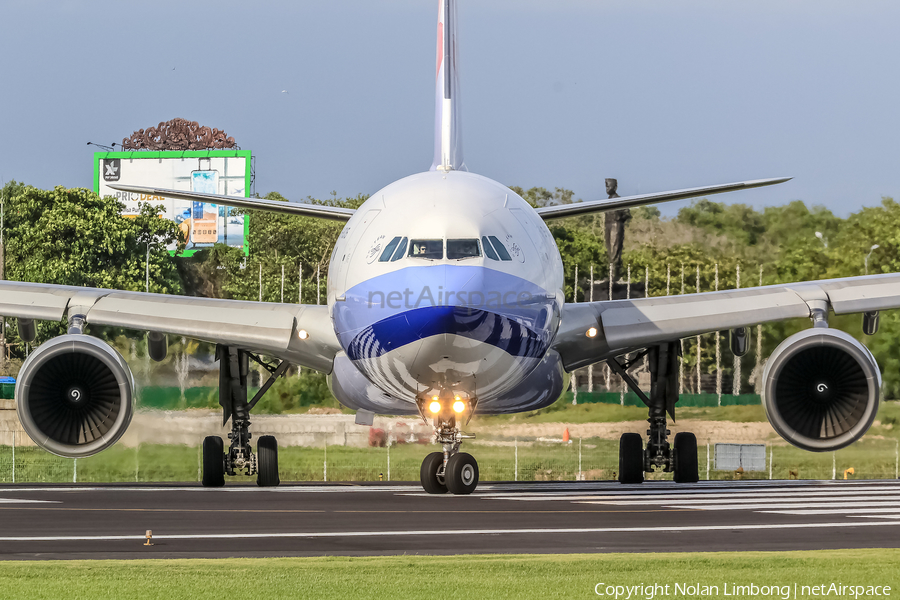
[123,119,236,151]
[603,178,631,286]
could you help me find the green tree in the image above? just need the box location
[677,199,766,247]
[631,205,661,220]
[508,186,574,208]
[761,201,840,253]
[0,183,183,355]
[191,192,367,304]
[549,223,606,301]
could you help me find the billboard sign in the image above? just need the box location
[93,150,251,255]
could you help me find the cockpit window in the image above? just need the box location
[481,236,499,261]
[447,239,480,260]
[391,237,408,261]
[409,239,443,259]
[379,237,402,262]
[488,236,512,261]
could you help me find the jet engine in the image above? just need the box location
[15,335,134,458]
[762,328,880,452]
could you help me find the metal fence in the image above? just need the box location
[0,429,897,483]
[0,431,620,483]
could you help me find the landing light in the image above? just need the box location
[298,329,310,340]
[429,401,441,414]
[453,400,466,413]
[586,327,598,338]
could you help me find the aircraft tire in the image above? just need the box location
[257,435,280,487]
[202,436,225,487]
[673,432,699,483]
[420,452,448,494]
[446,452,479,495]
[618,433,644,484]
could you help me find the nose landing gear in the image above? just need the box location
[419,411,478,494]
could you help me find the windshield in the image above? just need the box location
[379,237,402,262]
[391,237,408,261]
[487,236,512,261]
[447,239,480,260]
[408,240,443,259]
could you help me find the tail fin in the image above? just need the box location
[430,0,466,172]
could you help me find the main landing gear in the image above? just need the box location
[201,345,289,488]
[418,396,478,494]
[608,342,699,484]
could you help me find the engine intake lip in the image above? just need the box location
[15,335,134,458]
[763,328,880,452]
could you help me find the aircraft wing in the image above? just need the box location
[108,185,356,222]
[554,273,900,371]
[0,280,341,373]
[535,177,791,220]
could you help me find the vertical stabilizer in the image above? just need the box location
[430,0,466,172]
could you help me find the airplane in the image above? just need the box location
[3,0,893,494]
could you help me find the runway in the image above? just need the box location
[0,479,898,560]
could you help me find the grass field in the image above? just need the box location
[0,550,897,600]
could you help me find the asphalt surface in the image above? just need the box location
[0,479,898,560]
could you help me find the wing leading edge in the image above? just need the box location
[0,280,341,373]
[535,177,791,220]
[108,185,356,222]
[554,273,900,372]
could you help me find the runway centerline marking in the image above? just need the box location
[2,520,900,542]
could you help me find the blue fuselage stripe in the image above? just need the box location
[334,265,558,362]
[346,305,548,361]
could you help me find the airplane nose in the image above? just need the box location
[341,264,553,362]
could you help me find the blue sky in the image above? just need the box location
[1,1,898,216]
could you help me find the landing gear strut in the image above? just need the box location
[608,341,699,484]
[201,345,289,487]
[419,408,478,495]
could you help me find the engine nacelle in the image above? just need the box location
[762,328,880,452]
[16,335,135,458]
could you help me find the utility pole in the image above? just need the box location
[733,264,741,396]
[572,265,578,405]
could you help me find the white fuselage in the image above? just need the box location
[326,170,569,415]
